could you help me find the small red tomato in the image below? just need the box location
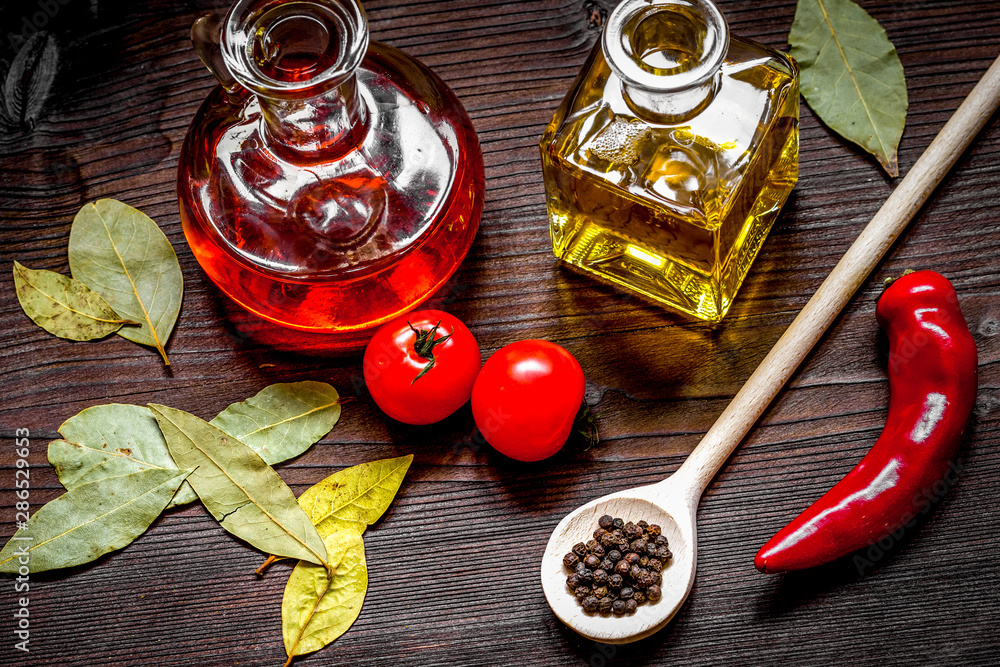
[471,340,585,462]
[363,310,481,425]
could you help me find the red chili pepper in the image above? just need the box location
[755,270,978,573]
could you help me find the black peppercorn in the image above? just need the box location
[624,522,641,540]
[568,515,670,615]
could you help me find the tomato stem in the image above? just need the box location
[569,402,600,452]
[408,320,453,384]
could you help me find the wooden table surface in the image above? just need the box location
[1,0,999,665]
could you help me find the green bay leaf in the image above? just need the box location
[68,199,183,365]
[282,528,367,662]
[50,404,197,508]
[0,468,190,573]
[49,385,345,509]
[149,404,329,567]
[210,381,342,465]
[789,0,907,175]
[13,261,134,341]
[298,455,413,539]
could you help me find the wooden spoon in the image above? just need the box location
[541,54,1000,644]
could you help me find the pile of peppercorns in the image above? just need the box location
[563,515,671,615]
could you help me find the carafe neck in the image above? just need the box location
[259,75,369,160]
[193,0,370,158]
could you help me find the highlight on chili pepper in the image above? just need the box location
[363,310,482,425]
[564,515,671,615]
[755,271,978,573]
[471,339,586,462]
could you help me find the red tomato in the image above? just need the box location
[363,310,481,425]
[471,340,585,462]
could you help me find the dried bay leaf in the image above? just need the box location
[210,382,342,465]
[281,527,367,664]
[49,385,346,509]
[68,199,183,365]
[13,261,135,341]
[789,0,907,175]
[50,404,198,508]
[2,32,58,130]
[149,404,329,567]
[0,468,190,574]
[298,455,413,539]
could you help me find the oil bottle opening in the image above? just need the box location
[222,0,368,99]
[604,0,728,93]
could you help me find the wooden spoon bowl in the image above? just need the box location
[541,476,698,643]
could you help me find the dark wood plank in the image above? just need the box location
[1,0,999,665]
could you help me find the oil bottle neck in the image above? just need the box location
[621,73,721,122]
[603,0,729,123]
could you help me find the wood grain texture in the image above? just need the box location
[1,0,999,665]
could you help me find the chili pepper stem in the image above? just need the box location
[878,268,917,301]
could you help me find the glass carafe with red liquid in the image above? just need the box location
[178,0,484,337]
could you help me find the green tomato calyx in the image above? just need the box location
[409,320,453,384]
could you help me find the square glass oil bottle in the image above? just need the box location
[540,0,798,321]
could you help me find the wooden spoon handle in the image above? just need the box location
[675,54,1000,496]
